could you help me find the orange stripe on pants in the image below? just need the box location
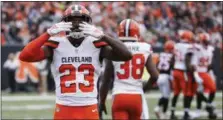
[112,94,142,120]
[54,103,99,120]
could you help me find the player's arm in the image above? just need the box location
[186,51,203,91]
[185,52,194,72]
[19,22,72,62]
[79,22,132,61]
[99,35,132,61]
[143,55,159,92]
[19,33,51,62]
[99,59,114,116]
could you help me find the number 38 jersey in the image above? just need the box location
[112,42,152,95]
[44,36,107,106]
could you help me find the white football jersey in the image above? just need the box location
[112,42,152,95]
[193,44,214,72]
[45,36,106,106]
[174,42,194,70]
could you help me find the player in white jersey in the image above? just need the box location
[170,30,203,120]
[154,40,175,119]
[99,19,159,119]
[193,33,217,119]
[19,4,132,119]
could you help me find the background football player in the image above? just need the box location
[19,4,132,119]
[170,30,201,120]
[193,32,217,119]
[154,40,175,119]
[99,19,159,120]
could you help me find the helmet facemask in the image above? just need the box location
[63,15,92,39]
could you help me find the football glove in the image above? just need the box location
[79,22,104,39]
[47,22,72,36]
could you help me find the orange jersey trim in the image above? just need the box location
[93,40,108,48]
[44,41,59,48]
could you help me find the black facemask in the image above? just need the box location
[63,15,91,32]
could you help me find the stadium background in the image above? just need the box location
[1,1,222,119]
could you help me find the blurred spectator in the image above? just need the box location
[36,60,49,95]
[3,53,17,93]
[1,1,222,49]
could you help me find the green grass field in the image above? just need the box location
[1,91,222,119]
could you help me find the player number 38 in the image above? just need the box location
[117,54,145,80]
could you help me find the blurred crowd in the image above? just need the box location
[1,2,222,49]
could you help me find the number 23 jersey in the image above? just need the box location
[45,36,107,106]
[112,42,152,95]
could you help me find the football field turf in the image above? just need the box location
[1,91,222,119]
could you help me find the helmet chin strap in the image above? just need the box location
[67,31,85,39]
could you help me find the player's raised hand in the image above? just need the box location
[47,22,72,36]
[79,22,104,39]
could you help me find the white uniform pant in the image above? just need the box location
[157,74,171,98]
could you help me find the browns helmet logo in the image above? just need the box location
[118,19,140,41]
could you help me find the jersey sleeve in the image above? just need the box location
[43,37,60,49]
[144,43,153,55]
[93,40,108,48]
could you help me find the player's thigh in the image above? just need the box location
[158,76,171,98]
[128,96,142,120]
[112,110,128,120]
[173,70,183,95]
[54,104,99,119]
[53,104,72,119]
[112,94,142,120]
[112,95,128,120]
[84,104,99,119]
[163,79,171,98]
[200,73,216,92]
[183,73,196,96]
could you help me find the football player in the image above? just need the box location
[194,33,217,119]
[19,4,132,119]
[99,19,159,119]
[170,30,202,120]
[154,40,175,119]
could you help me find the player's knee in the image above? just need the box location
[174,91,180,96]
[210,86,216,92]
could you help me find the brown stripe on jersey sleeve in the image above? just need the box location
[93,40,108,48]
[44,40,59,49]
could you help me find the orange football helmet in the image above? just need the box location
[118,19,140,41]
[178,30,194,43]
[63,4,91,23]
[62,4,92,39]
[164,40,175,53]
[198,32,210,43]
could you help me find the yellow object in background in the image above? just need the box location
[142,53,159,81]
[142,67,150,81]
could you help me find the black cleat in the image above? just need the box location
[206,105,217,119]
[183,112,192,120]
[170,113,178,120]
